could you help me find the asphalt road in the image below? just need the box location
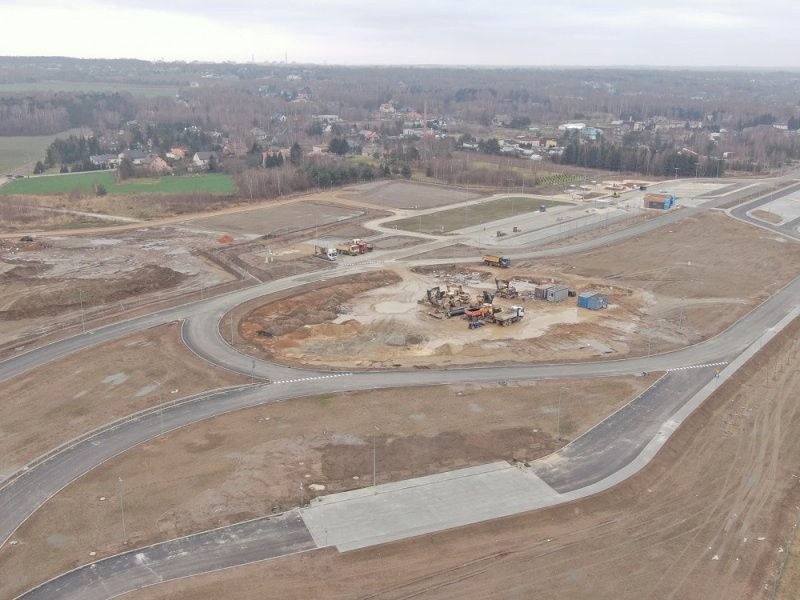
[729,180,800,240]
[3,177,800,599]
[532,368,714,492]
[19,511,315,600]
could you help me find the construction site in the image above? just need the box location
[4,176,800,600]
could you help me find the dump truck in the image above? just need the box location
[336,243,361,256]
[482,255,511,268]
[351,238,374,253]
[493,305,525,326]
[313,245,338,261]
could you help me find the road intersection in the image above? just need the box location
[4,178,800,599]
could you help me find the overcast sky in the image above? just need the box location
[1,0,797,67]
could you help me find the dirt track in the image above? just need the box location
[124,317,800,600]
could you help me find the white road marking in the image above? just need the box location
[667,361,728,372]
[272,373,353,385]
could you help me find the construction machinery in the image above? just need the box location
[495,278,519,299]
[313,245,338,261]
[336,243,361,256]
[492,305,525,326]
[483,255,511,268]
[351,238,374,253]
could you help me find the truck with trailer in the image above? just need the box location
[482,255,511,268]
[492,305,525,326]
[313,245,338,261]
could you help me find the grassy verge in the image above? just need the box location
[751,209,783,224]
[0,172,236,196]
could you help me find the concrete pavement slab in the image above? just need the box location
[301,461,561,551]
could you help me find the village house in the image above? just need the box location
[191,151,219,170]
[140,155,172,175]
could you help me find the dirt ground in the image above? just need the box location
[0,375,656,599]
[341,180,482,210]
[533,211,800,354]
[239,211,800,369]
[121,316,800,600]
[0,323,247,475]
[185,200,372,237]
[0,227,236,346]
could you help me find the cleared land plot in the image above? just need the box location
[0,375,654,599]
[0,128,91,174]
[185,200,367,237]
[120,317,800,600]
[389,197,568,234]
[531,211,800,354]
[0,202,111,231]
[345,180,481,209]
[0,227,235,345]
[0,323,247,474]
[0,193,246,227]
[0,172,235,196]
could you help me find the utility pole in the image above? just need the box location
[153,380,163,435]
[373,425,380,494]
[118,477,127,544]
[79,289,86,333]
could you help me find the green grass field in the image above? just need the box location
[389,197,568,234]
[0,82,179,97]
[0,128,92,173]
[0,172,236,196]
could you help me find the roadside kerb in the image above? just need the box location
[560,306,800,503]
[0,383,259,495]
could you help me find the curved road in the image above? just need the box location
[4,177,800,598]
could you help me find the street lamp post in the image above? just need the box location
[153,380,163,435]
[118,477,127,544]
[372,425,380,494]
[79,289,86,333]
[557,387,566,437]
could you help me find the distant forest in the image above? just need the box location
[1,57,798,190]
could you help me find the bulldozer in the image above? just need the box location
[495,278,519,299]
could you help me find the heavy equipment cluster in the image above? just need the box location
[421,282,526,329]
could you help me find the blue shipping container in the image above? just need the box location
[578,291,608,310]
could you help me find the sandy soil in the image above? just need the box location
[0,375,655,599]
[123,317,800,600]
[239,211,800,369]
[0,324,248,474]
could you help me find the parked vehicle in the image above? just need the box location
[351,239,374,253]
[492,305,525,326]
[313,245,338,261]
[336,243,361,256]
[482,255,511,268]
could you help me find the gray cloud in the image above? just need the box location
[1,0,797,66]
